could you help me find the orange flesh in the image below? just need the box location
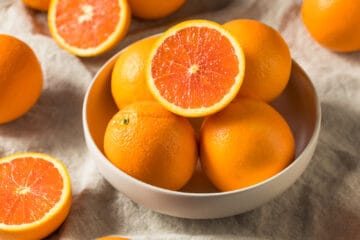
[0,157,63,225]
[55,0,120,48]
[151,26,240,108]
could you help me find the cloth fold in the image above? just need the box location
[0,0,359,239]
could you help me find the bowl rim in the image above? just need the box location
[82,44,321,198]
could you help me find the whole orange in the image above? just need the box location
[301,0,360,52]
[0,34,43,124]
[22,0,50,11]
[96,237,129,240]
[200,98,295,192]
[128,0,186,19]
[103,101,197,191]
[223,19,291,102]
[111,36,157,109]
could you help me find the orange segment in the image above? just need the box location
[48,0,131,57]
[147,20,245,117]
[0,152,72,240]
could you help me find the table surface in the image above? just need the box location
[0,0,359,239]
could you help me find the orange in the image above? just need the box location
[223,19,291,102]
[96,236,130,240]
[111,36,157,109]
[0,152,72,240]
[180,165,218,193]
[128,0,186,20]
[0,34,43,124]
[21,0,50,11]
[188,117,203,139]
[103,101,197,190]
[200,98,295,192]
[147,20,245,117]
[301,0,360,52]
[48,0,131,57]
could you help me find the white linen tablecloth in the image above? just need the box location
[0,0,359,239]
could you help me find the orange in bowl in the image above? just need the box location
[200,98,295,192]
[147,19,245,117]
[223,19,292,102]
[103,101,197,191]
[111,36,157,109]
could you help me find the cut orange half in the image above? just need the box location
[0,152,72,240]
[146,20,245,117]
[48,0,131,57]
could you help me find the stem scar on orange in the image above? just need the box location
[104,101,197,191]
[48,0,131,57]
[0,152,72,240]
[146,20,245,117]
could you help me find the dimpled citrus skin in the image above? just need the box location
[128,0,186,20]
[223,19,291,102]
[200,98,295,192]
[111,36,157,109]
[0,34,43,124]
[103,101,197,191]
[22,0,50,11]
[301,0,360,52]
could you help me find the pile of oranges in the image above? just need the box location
[103,18,295,192]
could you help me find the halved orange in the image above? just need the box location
[0,152,72,240]
[48,0,131,57]
[147,20,245,117]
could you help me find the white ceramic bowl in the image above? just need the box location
[82,48,321,219]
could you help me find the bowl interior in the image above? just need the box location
[84,54,319,194]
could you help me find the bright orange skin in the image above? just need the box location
[111,36,158,109]
[0,34,43,124]
[200,99,295,192]
[22,0,50,11]
[301,0,360,52]
[223,19,291,102]
[104,101,197,191]
[128,0,186,19]
[96,237,130,240]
